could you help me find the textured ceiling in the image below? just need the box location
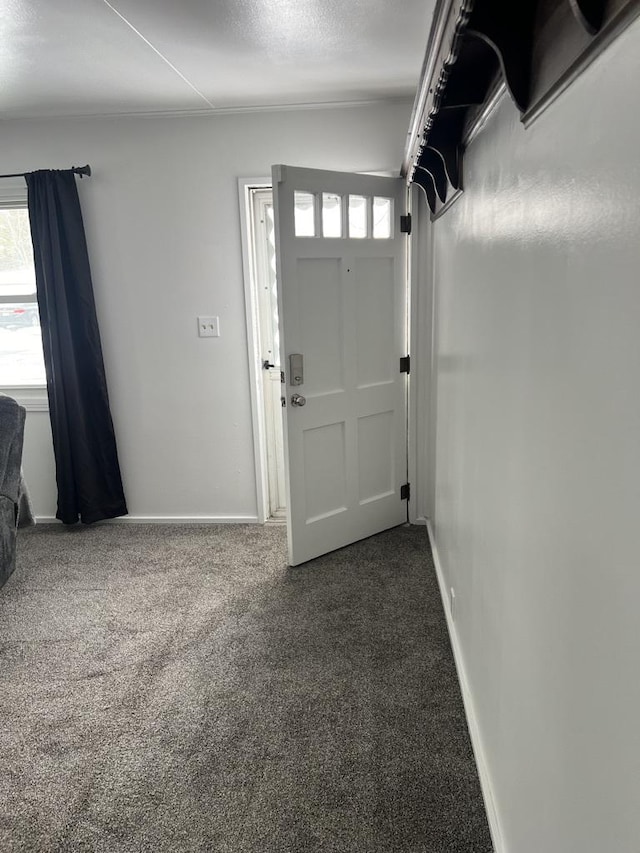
[0,0,436,118]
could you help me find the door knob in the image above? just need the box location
[291,393,306,407]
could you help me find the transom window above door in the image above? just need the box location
[293,192,393,240]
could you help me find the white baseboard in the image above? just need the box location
[34,515,260,525]
[426,521,506,853]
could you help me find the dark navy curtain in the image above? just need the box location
[26,170,127,524]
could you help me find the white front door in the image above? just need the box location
[272,165,408,566]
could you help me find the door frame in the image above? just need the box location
[239,176,273,524]
[239,175,429,528]
[409,184,435,526]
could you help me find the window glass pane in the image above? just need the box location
[0,208,45,386]
[322,193,342,238]
[0,305,45,385]
[294,191,315,237]
[0,209,35,296]
[373,197,392,239]
[348,195,367,239]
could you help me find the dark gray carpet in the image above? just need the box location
[0,523,492,852]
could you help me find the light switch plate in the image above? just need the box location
[197,316,219,337]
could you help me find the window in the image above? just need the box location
[348,195,367,238]
[0,205,45,386]
[372,197,392,239]
[294,191,316,237]
[294,191,394,239]
[322,193,342,238]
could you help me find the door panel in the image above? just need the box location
[355,257,395,387]
[358,410,395,503]
[303,421,348,522]
[272,165,408,566]
[297,258,344,395]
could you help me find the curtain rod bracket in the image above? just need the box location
[71,165,91,178]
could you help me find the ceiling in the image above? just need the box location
[0,0,436,119]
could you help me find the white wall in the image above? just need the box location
[428,18,640,853]
[0,100,411,520]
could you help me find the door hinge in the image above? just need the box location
[280,370,285,384]
[401,483,410,501]
[400,355,410,374]
[400,213,412,234]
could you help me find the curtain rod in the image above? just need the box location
[0,164,92,180]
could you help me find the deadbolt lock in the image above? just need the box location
[289,353,304,386]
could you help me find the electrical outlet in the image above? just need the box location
[197,316,219,337]
[449,587,456,621]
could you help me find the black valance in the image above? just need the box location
[406,0,640,215]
